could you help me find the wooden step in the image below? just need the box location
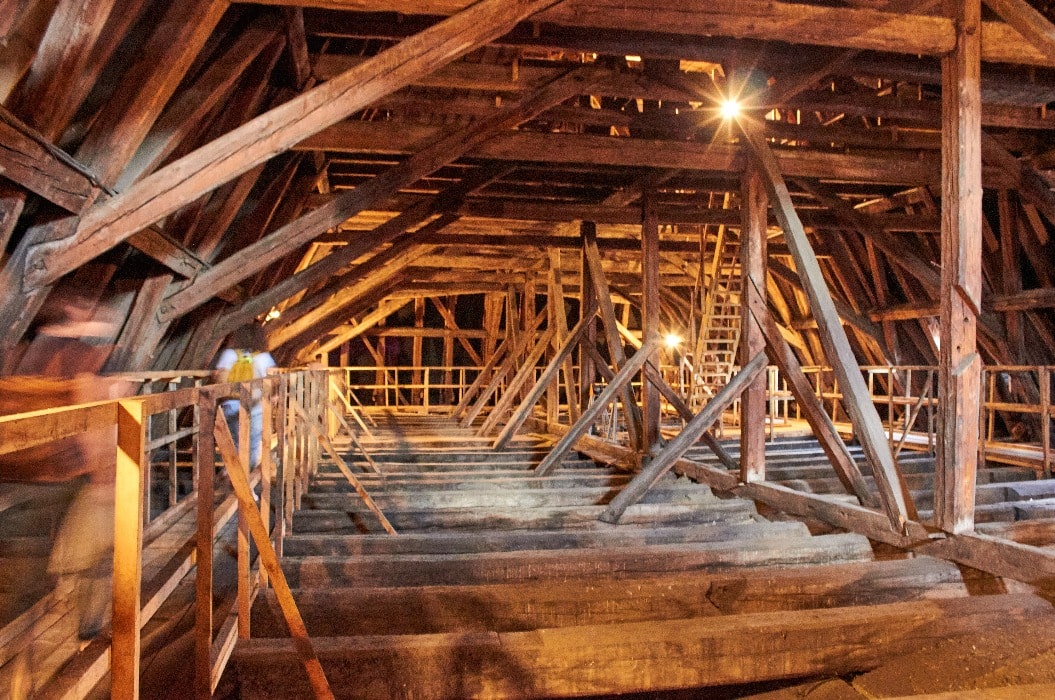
[280,533,874,588]
[232,594,1051,699]
[310,472,633,492]
[299,485,716,511]
[252,557,967,637]
[291,499,759,534]
[281,519,811,556]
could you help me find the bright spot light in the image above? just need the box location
[719,99,741,120]
[664,333,683,349]
[264,308,281,323]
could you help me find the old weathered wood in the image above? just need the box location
[478,326,557,437]
[582,221,643,450]
[450,338,511,420]
[492,316,590,450]
[0,104,98,212]
[235,592,1048,699]
[212,411,335,699]
[936,0,983,535]
[740,122,913,532]
[641,361,739,471]
[290,399,396,535]
[641,195,661,450]
[460,313,546,428]
[740,158,767,483]
[535,338,660,476]
[23,0,572,290]
[599,353,767,523]
[744,282,880,509]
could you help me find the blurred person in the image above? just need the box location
[0,291,122,697]
[213,324,276,469]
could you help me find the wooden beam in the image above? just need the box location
[598,353,768,523]
[493,316,590,449]
[641,195,661,450]
[431,295,483,366]
[115,19,284,190]
[739,158,767,483]
[21,0,571,290]
[984,0,1055,63]
[299,125,940,186]
[156,65,589,325]
[313,299,412,356]
[936,0,983,535]
[535,338,659,476]
[744,283,880,509]
[582,223,643,451]
[0,104,99,212]
[247,0,1055,66]
[478,326,558,436]
[740,122,913,532]
[450,336,510,420]
[460,313,547,428]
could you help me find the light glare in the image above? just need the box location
[664,333,683,349]
[720,99,741,120]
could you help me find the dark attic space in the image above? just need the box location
[6,0,1055,698]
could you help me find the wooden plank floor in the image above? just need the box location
[232,410,1055,699]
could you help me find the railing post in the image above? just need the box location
[195,389,217,700]
[237,383,251,640]
[1043,367,1052,479]
[112,399,146,699]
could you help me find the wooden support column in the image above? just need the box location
[740,123,913,532]
[579,222,598,414]
[641,194,662,451]
[936,0,983,534]
[442,297,455,404]
[740,158,768,483]
[412,296,425,404]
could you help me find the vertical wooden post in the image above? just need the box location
[740,158,768,483]
[112,399,146,699]
[579,221,598,414]
[237,383,251,639]
[1043,367,1051,478]
[195,390,217,700]
[412,296,425,404]
[443,297,455,404]
[168,381,179,508]
[936,0,983,534]
[641,195,662,451]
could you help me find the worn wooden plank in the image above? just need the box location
[234,594,1051,699]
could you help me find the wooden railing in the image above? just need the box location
[0,368,341,699]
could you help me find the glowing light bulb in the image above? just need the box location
[664,333,683,349]
[719,99,741,120]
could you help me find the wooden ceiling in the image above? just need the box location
[1,0,1055,371]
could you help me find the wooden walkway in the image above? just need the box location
[230,411,1055,698]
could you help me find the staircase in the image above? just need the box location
[231,413,1055,698]
[692,230,743,407]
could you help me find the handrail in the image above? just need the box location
[0,367,350,699]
